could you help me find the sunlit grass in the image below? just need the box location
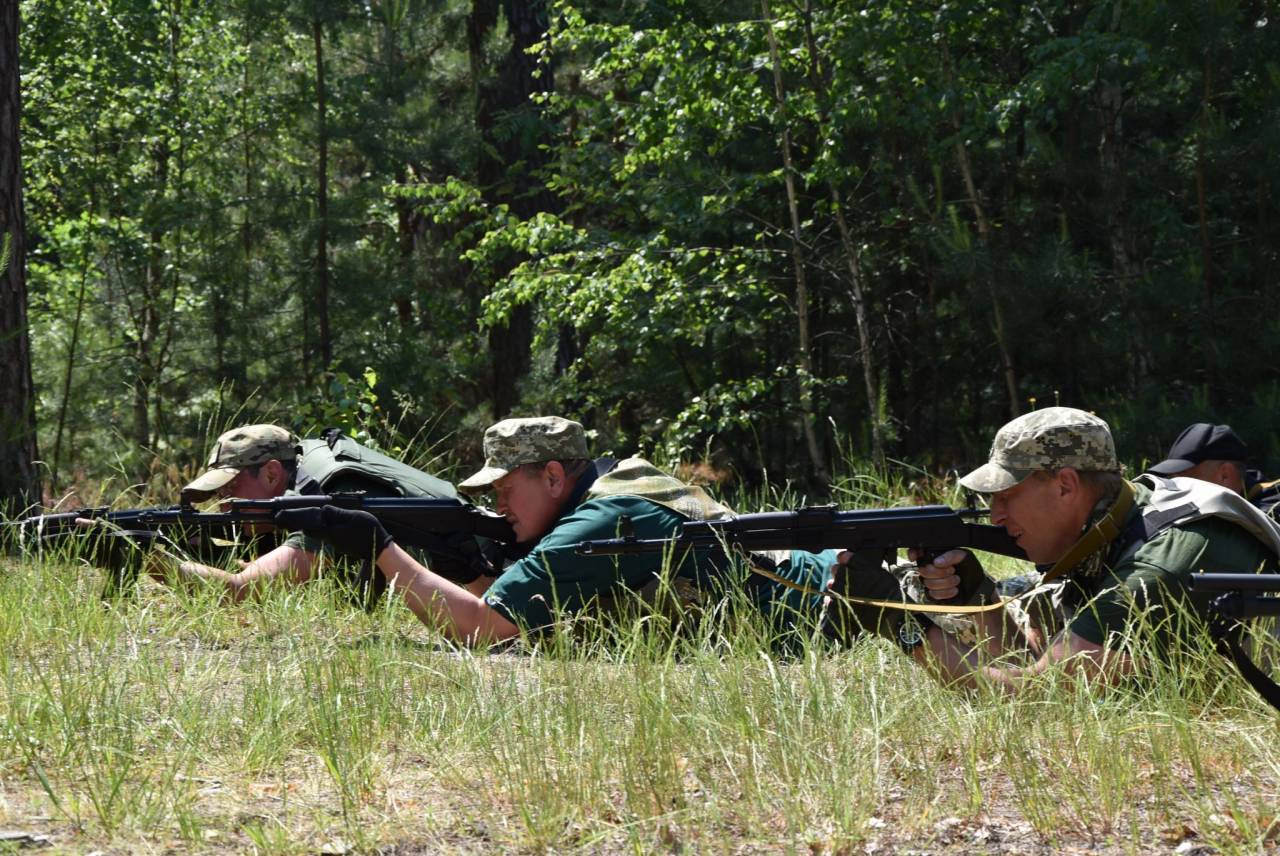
[1,470,1279,852]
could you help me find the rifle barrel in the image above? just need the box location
[1190,573,1280,593]
[575,505,1024,560]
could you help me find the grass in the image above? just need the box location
[2,472,1280,853]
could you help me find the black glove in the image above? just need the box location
[273,506,393,561]
[823,548,907,644]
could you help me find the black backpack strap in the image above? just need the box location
[1108,502,1200,566]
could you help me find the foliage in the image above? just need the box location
[17,0,1280,490]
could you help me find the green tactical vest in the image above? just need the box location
[297,432,456,499]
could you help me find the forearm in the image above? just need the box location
[173,545,315,603]
[376,544,518,644]
[914,625,1128,693]
[912,610,1029,691]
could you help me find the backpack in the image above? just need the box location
[295,429,456,499]
[1113,474,1280,563]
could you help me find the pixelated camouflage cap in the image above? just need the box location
[959,407,1118,493]
[181,424,299,498]
[458,416,590,491]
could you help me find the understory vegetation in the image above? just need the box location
[15,0,1280,498]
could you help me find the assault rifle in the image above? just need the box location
[5,495,517,594]
[575,504,1025,564]
[1189,573,1280,712]
[1189,573,1280,620]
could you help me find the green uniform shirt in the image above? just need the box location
[746,549,839,628]
[1067,483,1277,651]
[482,493,836,632]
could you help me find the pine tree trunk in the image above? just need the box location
[763,0,827,481]
[313,18,332,372]
[941,34,1020,419]
[470,0,552,418]
[0,0,41,510]
[798,1,884,465]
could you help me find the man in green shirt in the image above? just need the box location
[836,407,1280,690]
[155,424,462,603]
[282,416,837,644]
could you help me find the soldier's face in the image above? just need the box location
[216,461,286,504]
[1174,460,1246,495]
[493,466,562,543]
[988,471,1089,564]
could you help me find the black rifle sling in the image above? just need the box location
[1214,621,1280,712]
[1120,491,1280,711]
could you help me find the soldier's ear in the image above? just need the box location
[261,459,286,489]
[1056,467,1082,498]
[543,461,568,498]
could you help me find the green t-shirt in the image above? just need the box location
[482,494,837,632]
[483,495,711,629]
[1067,486,1278,650]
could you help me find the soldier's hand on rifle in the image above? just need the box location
[909,548,994,604]
[273,506,393,561]
[909,548,971,601]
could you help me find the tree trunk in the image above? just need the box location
[798,0,883,465]
[1195,50,1218,397]
[470,0,553,418]
[50,261,89,492]
[763,0,827,481]
[941,33,1020,419]
[313,18,332,372]
[0,0,41,510]
[1095,2,1150,394]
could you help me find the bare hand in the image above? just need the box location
[907,547,971,602]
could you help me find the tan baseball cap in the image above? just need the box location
[960,407,1118,494]
[459,416,589,491]
[181,424,299,498]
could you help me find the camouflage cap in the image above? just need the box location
[181,424,299,498]
[959,407,1118,493]
[458,416,590,491]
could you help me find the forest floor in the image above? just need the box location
[1,553,1278,855]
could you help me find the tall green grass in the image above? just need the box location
[1,464,1279,852]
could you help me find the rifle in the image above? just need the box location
[2,505,253,597]
[575,504,1025,564]
[1189,573,1280,712]
[6,495,517,593]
